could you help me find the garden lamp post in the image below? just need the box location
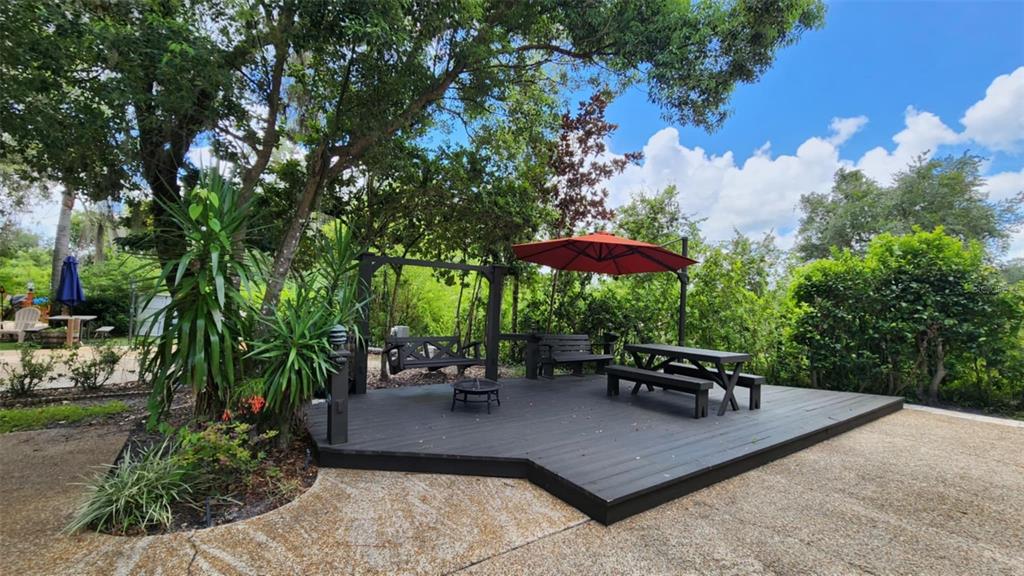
[327,325,350,445]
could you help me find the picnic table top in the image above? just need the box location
[624,343,752,364]
[46,315,98,321]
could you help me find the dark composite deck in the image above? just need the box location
[307,375,902,524]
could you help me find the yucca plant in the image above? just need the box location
[66,440,192,535]
[247,285,341,441]
[138,170,255,424]
[247,220,365,441]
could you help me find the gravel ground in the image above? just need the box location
[0,346,139,390]
[1,407,1021,575]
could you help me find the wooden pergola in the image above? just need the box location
[350,253,506,395]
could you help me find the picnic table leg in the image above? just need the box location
[716,361,742,416]
[628,351,657,391]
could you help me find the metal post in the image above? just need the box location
[484,265,506,381]
[524,334,540,380]
[677,236,689,346]
[327,326,350,445]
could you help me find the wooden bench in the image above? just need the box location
[536,334,615,378]
[605,365,712,418]
[383,336,483,375]
[664,362,765,409]
[93,326,115,339]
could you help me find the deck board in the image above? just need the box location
[308,375,901,523]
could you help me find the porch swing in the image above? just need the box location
[381,268,485,376]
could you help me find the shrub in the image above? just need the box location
[66,440,192,535]
[0,345,56,396]
[65,343,123,390]
[174,422,276,495]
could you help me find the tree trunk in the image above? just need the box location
[928,339,946,405]
[453,276,466,340]
[93,216,106,263]
[50,186,75,296]
[260,143,329,317]
[464,274,482,346]
[545,270,560,333]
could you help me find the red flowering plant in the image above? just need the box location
[222,378,272,428]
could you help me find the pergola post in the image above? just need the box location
[352,254,376,395]
[484,265,506,381]
[677,236,689,346]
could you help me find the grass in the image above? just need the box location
[0,401,129,433]
[0,336,135,351]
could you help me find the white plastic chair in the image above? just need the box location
[0,307,44,343]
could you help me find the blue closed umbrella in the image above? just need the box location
[56,255,86,309]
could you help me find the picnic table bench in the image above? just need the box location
[605,365,712,418]
[664,362,765,409]
[383,335,483,375]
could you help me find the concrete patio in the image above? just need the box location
[1,407,1021,575]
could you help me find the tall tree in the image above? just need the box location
[0,2,131,293]
[796,155,1024,260]
[5,0,827,318]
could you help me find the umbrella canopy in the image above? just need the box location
[56,255,86,308]
[513,231,696,275]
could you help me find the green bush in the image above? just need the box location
[174,422,276,495]
[76,255,160,335]
[66,440,192,535]
[65,343,123,390]
[0,401,128,433]
[0,345,56,396]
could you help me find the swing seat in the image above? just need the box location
[384,335,483,375]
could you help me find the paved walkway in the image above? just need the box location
[1,409,1022,575]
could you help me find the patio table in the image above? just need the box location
[47,315,98,346]
[624,343,752,416]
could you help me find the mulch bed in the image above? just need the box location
[166,435,318,532]
[118,395,318,534]
[366,353,517,390]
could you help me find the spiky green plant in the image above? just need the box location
[66,440,192,535]
[138,170,254,424]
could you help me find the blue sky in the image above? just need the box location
[606,1,1024,169]
[19,2,1024,257]
[598,1,1024,256]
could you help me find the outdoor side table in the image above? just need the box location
[451,378,501,414]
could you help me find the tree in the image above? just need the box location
[792,228,1023,405]
[796,155,1024,260]
[6,0,825,315]
[0,2,132,293]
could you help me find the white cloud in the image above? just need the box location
[827,115,868,146]
[961,67,1024,152]
[605,72,1024,254]
[15,186,61,241]
[982,168,1024,202]
[187,146,234,176]
[854,107,961,184]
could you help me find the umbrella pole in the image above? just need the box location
[677,237,689,346]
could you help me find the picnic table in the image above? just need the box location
[624,343,752,416]
[47,315,98,346]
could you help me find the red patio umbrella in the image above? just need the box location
[513,231,697,344]
[513,231,696,275]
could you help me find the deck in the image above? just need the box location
[307,375,902,524]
